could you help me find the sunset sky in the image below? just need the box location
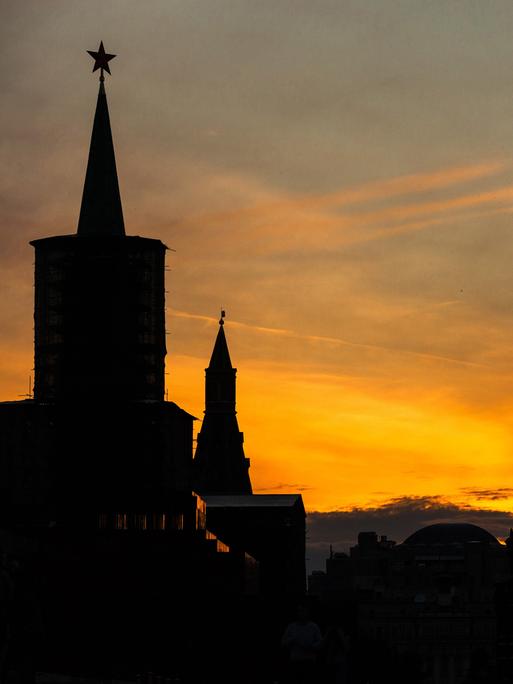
[2,2,513,559]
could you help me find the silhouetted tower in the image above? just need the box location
[193,314,252,494]
[31,54,166,402]
[3,44,194,525]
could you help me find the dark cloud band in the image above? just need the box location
[306,495,513,571]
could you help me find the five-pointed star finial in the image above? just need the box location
[87,41,116,79]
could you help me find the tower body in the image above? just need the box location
[32,235,166,402]
[32,80,167,403]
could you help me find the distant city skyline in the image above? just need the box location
[1,2,513,538]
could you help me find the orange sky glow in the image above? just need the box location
[1,2,513,533]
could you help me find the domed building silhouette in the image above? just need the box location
[403,522,501,547]
[310,523,513,683]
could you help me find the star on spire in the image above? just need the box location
[87,41,116,80]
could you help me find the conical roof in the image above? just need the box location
[208,322,233,370]
[77,81,125,236]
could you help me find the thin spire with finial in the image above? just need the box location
[219,309,226,326]
[78,42,124,236]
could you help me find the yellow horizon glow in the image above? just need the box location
[2,344,512,515]
[168,346,513,514]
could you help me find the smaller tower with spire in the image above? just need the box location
[193,313,252,495]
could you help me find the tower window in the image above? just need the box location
[138,332,155,344]
[48,312,63,327]
[152,513,166,531]
[138,311,150,326]
[170,513,184,530]
[48,288,63,307]
[115,513,128,530]
[47,266,65,283]
[196,508,206,530]
[134,513,148,530]
[48,332,63,344]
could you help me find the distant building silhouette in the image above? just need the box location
[309,523,513,683]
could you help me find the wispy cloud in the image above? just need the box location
[170,308,488,368]
[321,161,507,208]
[460,487,513,501]
[180,161,506,224]
[347,183,513,233]
[167,160,513,256]
[256,482,314,493]
[170,309,290,336]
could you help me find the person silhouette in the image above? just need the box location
[281,604,321,684]
[321,621,350,684]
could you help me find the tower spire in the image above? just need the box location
[77,42,124,236]
[193,314,252,495]
[208,311,233,372]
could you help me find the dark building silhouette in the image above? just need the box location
[1,76,192,528]
[193,319,306,594]
[309,523,513,683]
[193,317,252,495]
[204,493,306,595]
[0,50,306,678]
